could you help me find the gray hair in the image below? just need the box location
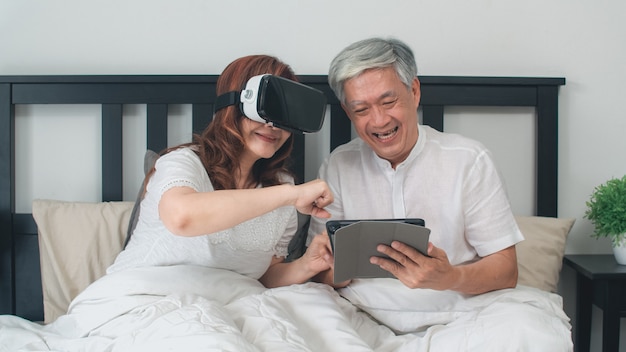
[328,37,418,104]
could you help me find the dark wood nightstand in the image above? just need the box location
[563,254,626,352]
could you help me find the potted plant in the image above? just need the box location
[584,175,626,264]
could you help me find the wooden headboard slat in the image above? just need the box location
[536,85,560,217]
[291,134,305,184]
[330,105,351,151]
[146,104,169,154]
[0,82,15,321]
[102,104,124,201]
[13,213,37,234]
[422,85,538,106]
[12,83,219,105]
[421,105,445,132]
[192,103,214,135]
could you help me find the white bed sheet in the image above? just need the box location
[0,265,572,352]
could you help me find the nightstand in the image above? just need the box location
[563,254,626,352]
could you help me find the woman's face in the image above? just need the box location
[240,118,291,167]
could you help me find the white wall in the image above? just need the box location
[2,0,626,348]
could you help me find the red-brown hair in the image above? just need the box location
[153,55,296,190]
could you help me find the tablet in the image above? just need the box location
[325,218,430,283]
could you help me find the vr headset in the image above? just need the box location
[214,74,327,134]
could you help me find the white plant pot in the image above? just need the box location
[613,240,626,265]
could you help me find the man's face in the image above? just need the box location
[342,67,421,168]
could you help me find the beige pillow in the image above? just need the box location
[515,216,575,293]
[32,199,134,323]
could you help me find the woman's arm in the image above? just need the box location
[159,179,333,237]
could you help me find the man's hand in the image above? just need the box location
[371,241,518,294]
[371,241,459,290]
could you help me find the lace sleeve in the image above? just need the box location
[274,209,298,257]
[147,148,212,198]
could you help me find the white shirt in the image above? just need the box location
[108,147,297,278]
[308,124,523,265]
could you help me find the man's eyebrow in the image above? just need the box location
[346,100,365,109]
[379,91,396,100]
[346,90,396,109]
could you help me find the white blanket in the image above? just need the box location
[0,265,572,352]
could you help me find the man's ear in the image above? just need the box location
[412,77,421,106]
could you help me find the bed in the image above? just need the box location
[0,74,573,350]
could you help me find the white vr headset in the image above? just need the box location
[214,74,327,134]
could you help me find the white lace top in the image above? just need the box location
[107,147,298,279]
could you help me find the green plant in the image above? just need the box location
[584,175,626,247]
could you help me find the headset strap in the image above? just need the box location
[213,91,240,113]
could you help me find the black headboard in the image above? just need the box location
[0,74,565,321]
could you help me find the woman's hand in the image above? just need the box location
[293,179,334,218]
[261,232,335,288]
[303,233,351,288]
[300,231,334,274]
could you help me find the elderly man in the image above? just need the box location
[308,37,573,351]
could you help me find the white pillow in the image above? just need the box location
[338,216,575,332]
[339,279,566,334]
[515,215,575,292]
[32,199,134,324]
[339,279,471,333]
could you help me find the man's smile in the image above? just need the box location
[373,126,399,140]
